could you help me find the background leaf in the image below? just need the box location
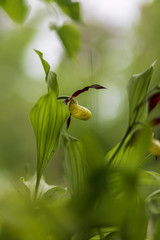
[30,92,69,188]
[127,62,155,125]
[139,171,160,186]
[0,0,30,24]
[55,0,80,21]
[45,0,81,21]
[57,23,81,58]
[62,132,87,196]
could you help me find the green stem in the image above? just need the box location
[34,173,41,202]
[107,125,133,167]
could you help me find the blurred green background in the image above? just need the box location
[0,0,160,185]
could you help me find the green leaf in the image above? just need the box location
[146,188,160,215]
[47,71,59,96]
[139,170,160,186]
[57,23,81,58]
[105,127,151,170]
[34,49,50,77]
[16,177,31,199]
[19,175,67,202]
[30,91,69,186]
[105,143,120,165]
[153,216,160,240]
[0,0,30,24]
[45,0,81,21]
[127,62,155,125]
[103,233,120,240]
[75,228,118,240]
[147,189,160,200]
[41,186,67,203]
[34,50,59,94]
[55,0,80,21]
[62,131,87,196]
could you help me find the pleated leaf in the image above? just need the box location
[127,62,155,126]
[62,132,87,196]
[30,91,69,184]
[105,127,151,170]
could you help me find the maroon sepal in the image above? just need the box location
[148,93,160,113]
[72,84,106,98]
[150,118,160,127]
[64,98,71,105]
[67,115,71,129]
[155,155,158,160]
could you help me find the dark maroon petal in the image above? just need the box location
[72,84,106,98]
[150,118,160,127]
[64,97,71,105]
[67,115,71,129]
[155,156,159,160]
[148,93,160,113]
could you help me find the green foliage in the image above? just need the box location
[56,23,81,58]
[106,127,151,170]
[139,170,160,186]
[62,131,87,196]
[55,0,80,21]
[34,49,50,76]
[41,186,67,203]
[0,0,30,24]
[106,62,155,167]
[19,175,67,202]
[2,59,160,239]
[47,71,59,96]
[46,0,81,58]
[127,61,155,126]
[45,0,81,21]
[30,91,69,193]
[30,51,69,194]
[34,49,59,94]
[2,1,160,239]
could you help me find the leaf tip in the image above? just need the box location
[151,60,157,68]
[34,48,40,55]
